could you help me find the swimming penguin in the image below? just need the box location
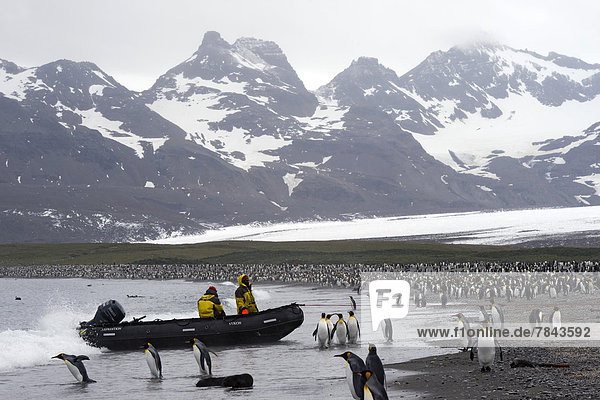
[359,370,389,400]
[490,301,505,330]
[470,319,503,372]
[347,311,361,344]
[365,344,386,388]
[190,338,216,375]
[350,296,357,310]
[529,308,543,327]
[312,313,330,348]
[331,314,349,345]
[143,342,162,378]
[52,353,96,383]
[551,307,561,329]
[334,351,367,400]
[382,318,393,342]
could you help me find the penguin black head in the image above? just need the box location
[141,342,153,349]
[337,313,343,319]
[52,353,65,360]
[368,344,377,353]
[321,312,326,318]
[348,311,355,316]
[334,352,352,361]
[326,314,332,319]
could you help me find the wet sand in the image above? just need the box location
[387,347,600,399]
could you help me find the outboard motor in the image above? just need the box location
[81,299,126,327]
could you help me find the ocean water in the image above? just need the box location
[0,278,448,399]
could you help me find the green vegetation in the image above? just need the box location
[0,241,599,266]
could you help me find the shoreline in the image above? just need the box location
[387,347,600,399]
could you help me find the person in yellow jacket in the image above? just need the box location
[197,286,225,318]
[235,275,258,314]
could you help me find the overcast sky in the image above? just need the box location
[2,0,599,91]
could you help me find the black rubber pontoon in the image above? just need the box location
[78,302,304,350]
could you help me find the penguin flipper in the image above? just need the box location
[470,348,474,361]
[357,320,361,338]
[344,321,350,339]
[330,323,338,340]
[312,326,318,339]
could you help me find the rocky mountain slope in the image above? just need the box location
[0,33,598,243]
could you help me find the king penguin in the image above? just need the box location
[359,370,389,400]
[382,318,393,342]
[454,313,475,352]
[334,351,367,400]
[331,313,349,345]
[312,313,330,348]
[551,306,561,329]
[350,296,357,310]
[191,338,216,375]
[52,353,96,383]
[529,308,543,328]
[143,342,162,378]
[470,319,503,372]
[347,311,361,344]
[326,314,335,345]
[365,344,386,388]
[490,300,505,330]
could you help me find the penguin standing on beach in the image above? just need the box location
[334,351,367,400]
[382,318,393,342]
[326,314,335,345]
[454,313,475,352]
[366,344,386,388]
[470,319,503,372]
[359,370,389,400]
[350,296,357,310]
[313,313,330,348]
[331,314,349,345]
[52,353,96,383]
[191,338,216,375]
[347,311,361,344]
[143,342,162,378]
[551,307,561,329]
[529,309,543,327]
[490,301,505,330]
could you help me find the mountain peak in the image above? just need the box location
[352,56,380,66]
[200,31,230,48]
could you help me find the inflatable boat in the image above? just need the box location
[78,300,304,350]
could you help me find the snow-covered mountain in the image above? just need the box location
[0,33,598,243]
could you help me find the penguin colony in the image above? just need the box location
[4,260,600,289]
[52,338,252,388]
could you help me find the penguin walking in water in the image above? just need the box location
[350,296,357,310]
[52,353,96,383]
[190,338,217,375]
[347,311,361,344]
[551,307,561,329]
[331,314,349,345]
[334,351,367,400]
[470,319,503,372]
[382,318,393,342]
[358,370,389,400]
[529,309,543,328]
[366,344,386,388]
[312,313,330,348]
[143,342,162,378]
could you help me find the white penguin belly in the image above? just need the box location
[65,361,83,382]
[145,350,160,378]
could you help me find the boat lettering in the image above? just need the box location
[229,321,242,326]
[102,327,122,331]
